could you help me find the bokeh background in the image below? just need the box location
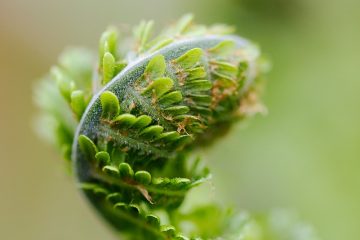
[1,0,359,239]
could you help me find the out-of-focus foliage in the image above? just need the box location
[235,0,303,19]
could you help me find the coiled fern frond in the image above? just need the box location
[34,14,320,240]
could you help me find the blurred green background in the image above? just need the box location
[0,0,359,239]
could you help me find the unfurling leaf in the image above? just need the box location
[100,91,120,120]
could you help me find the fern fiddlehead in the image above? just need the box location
[34,15,319,240]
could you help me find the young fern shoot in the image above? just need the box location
[34,15,320,240]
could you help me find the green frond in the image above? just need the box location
[33,14,319,240]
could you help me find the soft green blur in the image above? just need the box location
[0,0,359,239]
